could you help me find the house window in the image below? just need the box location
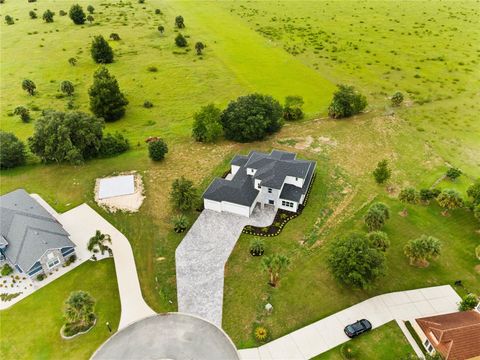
[268,200,274,205]
[268,188,272,193]
[46,253,60,269]
[424,340,430,347]
[281,200,294,208]
[427,345,433,353]
[257,183,261,189]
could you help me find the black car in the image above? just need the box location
[344,319,372,338]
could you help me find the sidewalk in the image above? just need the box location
[239,285,461,360]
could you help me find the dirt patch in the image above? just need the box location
[294,135,314,150]
[475,264,480,274]
[95,172,145,213]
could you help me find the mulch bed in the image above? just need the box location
[242,172,316,237]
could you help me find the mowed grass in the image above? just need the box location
[0,259,121,360]
[314,321,415,360]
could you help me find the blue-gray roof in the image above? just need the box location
[0,189,74,272]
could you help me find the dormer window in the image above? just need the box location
[257,183,261,189]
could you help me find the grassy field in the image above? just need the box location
[1,0,479,353]
[0,259,120,360]
[314,321,415,360]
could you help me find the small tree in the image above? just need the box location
[221,93,283,142]
[22,79,36,95]
[175,15,185,28]
[328,232,386,289]
[372,159,391,184]
[59,10,67,16]
[283,95,304,121]
[64,291,96,328]
[29,10,38,19]
[91,35,114,64]
[14,106,31,123]
[69,4,86,25]
[398,187,418,216]
[192,103,222,143]
[42,9,54,23]
[367,231,390,252]
[391,91,404,107]
[87,5,95,14]
[437,189,463,216]
[109,33,121,41]
[89,67,128,122]
[175,33,187,47]
[195,41,205,55]
[419,188,440,204]
[87,230,111,255]
[172,214,189,233]
[170,177,198,212]
[467,180,480,206]
[5,15,14,25]
[364,202,390,231]
[404,235,441,267]
[148,139,168,161]
[446,167,462,181]
[87,15,94,24]
[261,254,290,287]
[328,84,367,119]
[157,25,164,34]
[99,132,129,157]
[68,57,77,66]
[0,131,26,169]
[60,80,75,96]
[249,238,265,256]
[458,293,479,311]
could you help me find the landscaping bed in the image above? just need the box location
[242,172,316,237]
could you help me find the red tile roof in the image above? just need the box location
[416,311,480,360]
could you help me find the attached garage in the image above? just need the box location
[204,199,252,217]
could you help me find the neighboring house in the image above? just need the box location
[413,310,480,360]
[203,150,316,217]
[0,189,75,278]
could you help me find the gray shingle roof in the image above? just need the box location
[0,189,74,272]
[280,161,316,202]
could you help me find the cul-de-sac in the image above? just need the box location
[1,1,479,359]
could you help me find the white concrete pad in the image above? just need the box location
[98,175,135,199]
[413,300,437,317]
[257,345,274,360]
[263,335,303,360]
[290,324,329,359]
[238,348,261,360]
[389,303,421,320]
[429,297,459,314]
[404,289,427,303]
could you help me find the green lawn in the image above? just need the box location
[0,259,121,360]
[314,321,415,360]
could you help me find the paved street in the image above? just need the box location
[239,285,461,360]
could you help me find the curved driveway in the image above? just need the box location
[176,207,275,327]
[56,204,155,330]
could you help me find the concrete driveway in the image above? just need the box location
[176,206,275,327]
[239,285,461,360]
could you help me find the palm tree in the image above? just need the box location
[87,230,112,255]
[261,254,290,287]
[64,291,96,326]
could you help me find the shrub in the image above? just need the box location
[28,110,104,164]
[175,33,187,47]
[419,188,440,204]
[148,139,168,161]
[364,202,390,231]
[328,84,367,118]
[221,93,283,142]
[147,66,158,72]
[404,235,441,267]
[109,33,121,41]
[64,254,77,266]
[172,214,189,233]
[68,57,77,66]
[155,9,162,15]
[99,132,129,157]
[192,103,222,143]
[175,15,185,28]
[87,15,94,23]
[437,189,464,215]
[5,15,14,25]
[157,25,164,34]
[195,41,205,55]
[59,10,67,16]
[143,100,153,108]
[22,79,36,95]
[1,264,13,276]
[42,9,54,23]
[372,159,391,184]
[170,177,198,212]
[249,238,265,256]
[63,291,96,336]
[391,91,404,106]
[91,35,114,64]
[367,231,390,252]
[398,187,419,215]
[14,106,31,122]
[87,5,94,14]
[89,67,128,121]
[254,326,268,342]
[29,10,37,19]
[446,167,462,180]
[283,95,304,121]
[69,4,86,25]
[36,273,46,281]
[60,80,74,96]
[458,293,479,311]
[328,232,386,288]
[0,131,26,169]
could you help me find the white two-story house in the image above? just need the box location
[203,150,316,217]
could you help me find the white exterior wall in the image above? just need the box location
[221,201,250,217]
[278,200,298,212]
[246,168,257,176]
[284,176,304,188]
[411,321,436,355]
[204,199,222,212]
[231,165,240,177]
[258,186,281,207]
